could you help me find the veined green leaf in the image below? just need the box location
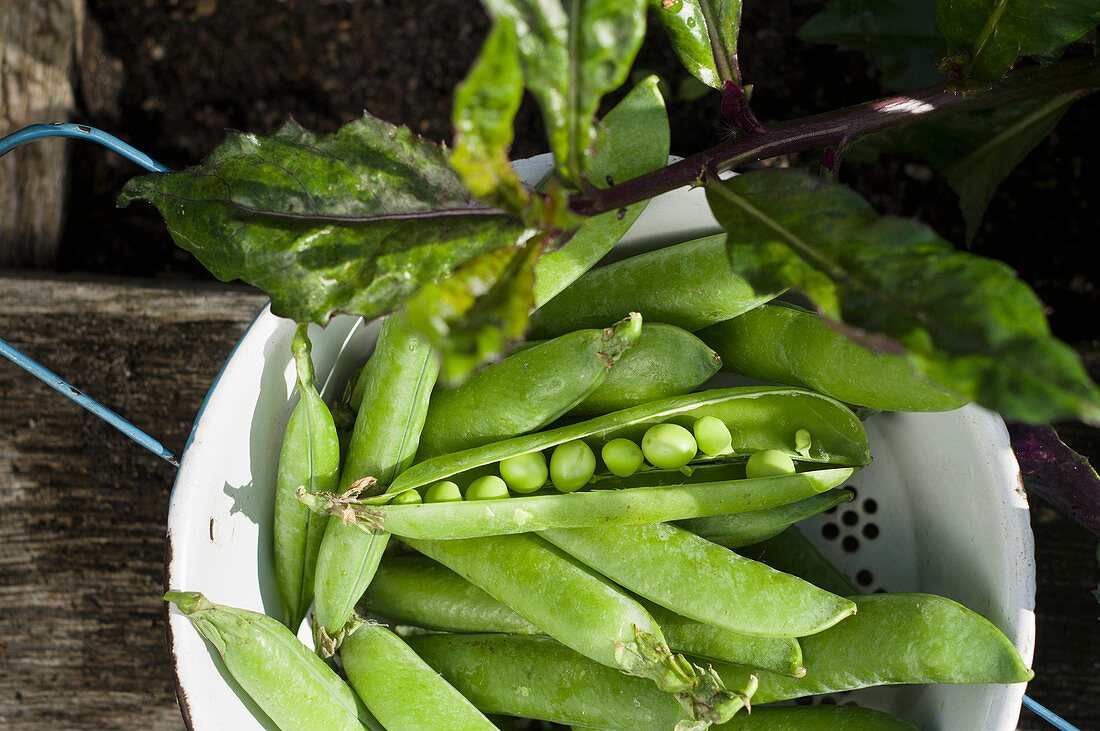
[706,169,1100,425]
[405,239,543,386]
[483,0,648,185]
[936,0,1100,86]
[649,0,743,88]
[119,115,529,325]
[451,18,529,211]
[799,0,945,91]
[534,75,670,306]
[860,95,1075,241]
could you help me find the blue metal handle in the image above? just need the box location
[1,122,178,464]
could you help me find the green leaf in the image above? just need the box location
[936,0,1100,86]
[862,94,1075,241]
[533,75,671,306]
[119,116,530,325]
[451,18,529,211]
[799,0,945,91]
[405,239,543,386]
[483,0,648,185]
[706,169,1100,425]
[649,0,743,88]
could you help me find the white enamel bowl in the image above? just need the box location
[165,157,1035,730]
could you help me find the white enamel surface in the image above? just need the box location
[166,157,1034,730]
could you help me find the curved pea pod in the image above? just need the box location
[164,591,380,731]
[708,593,1033,703]
[739,526,859,597]
[313,315,439,637]
[308,464,856,540]
[402,534,750,725]
[273,326,341,630]
[541,522,856,638]
[569,323,722,417]
[406,633,758,731]
[714,705,919,730]
[680,488,853,548]
[363,555,805,677]
[339,618,497,731]
[529,234,781,338]
[416,313,641,460]
[327,387,867,539]
[699,303,968,412]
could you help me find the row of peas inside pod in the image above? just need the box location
[167,232,1028,731]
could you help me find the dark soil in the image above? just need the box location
[65,0,1097,343]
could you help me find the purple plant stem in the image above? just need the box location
[1008,422,1100,536]
[570,57,1100,217]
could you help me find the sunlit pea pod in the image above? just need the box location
[338,618,497,731]
[529,234,783,339]
[699,303,968,412]
[415,313,642,460]
[362,555,806,677]
[406,633,758,731]
[540,522,856,638]
[679,488,854,548]
[567,322,722,418]
[401,533,749,725]
[305,465,856,540]
[312,315,439,638]
[706,592,1033,703]
[164,591,381,731]
[739,526,860,597]
[273,326,340,631]
[382,386,871,500]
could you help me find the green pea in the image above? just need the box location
[424,480,463,503]
[499,451,548,493]
[549,440,596,492]
[693,416,732,457]
[390,488,422,505]
[601,438,644,477]
[466,475,510,501]
[795,427,812,456]
[641,423,697,469]
[745,449,796,478]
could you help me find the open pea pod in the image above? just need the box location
[323,387,869,539]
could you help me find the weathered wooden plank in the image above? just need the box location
[0,0,86,267]
[0,275,1097,730]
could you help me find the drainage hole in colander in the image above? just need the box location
[862,497,877,514]
[862,523,879,539]
[841,535,859,553]
[821,523,840,540]
[856,569,874,586]
[841,510,859,526]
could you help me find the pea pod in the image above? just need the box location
[739,526,859,597]
[362,555,805,677]
[569,323,722,417]
[679,488,853,548]
[708,592,1033,703]
[416,313,642,460]
[164,591,380,731]
[699,303,967,412]
[273,326,340,630]
[540,522,856,638]
[405,633,758,731]
[714,705,919,730]
[313,315,439,637]
[530,234,781,338]
[402,534,748,725]
[387,386,867,495]
[339,618,496,731]
[303,464,855,540]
